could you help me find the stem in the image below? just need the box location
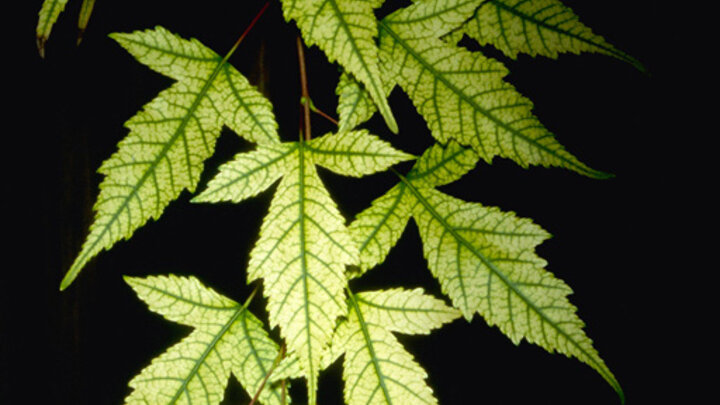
[301,97,339,126]
[296,36,312,141]
[249,344,286,405]
[222,1,270,63]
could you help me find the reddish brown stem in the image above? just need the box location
[296,36,312,141]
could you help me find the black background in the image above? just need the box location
[7,1,675,404]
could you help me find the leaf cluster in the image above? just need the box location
[36,0,644,404]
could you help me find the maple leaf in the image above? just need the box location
[61,26,278,289]
[194,130,413,404]
[124,274,289,405]
[350,141,623,399]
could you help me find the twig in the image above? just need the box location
[248,344,286,405]
[296,36,312,141]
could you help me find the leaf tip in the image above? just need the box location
[59,270,77,291]
[36,36,47,58]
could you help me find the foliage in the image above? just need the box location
[38,0,643,403]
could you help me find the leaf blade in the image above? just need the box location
[463,0,644,70]
[247,143,357,404]
[62,27,279,289]
[405,185,621,398]
[307,130,414,177]
[285,0,398,133]
[36,0,69,57]
[378,18,608,177]
[124,275,288,405]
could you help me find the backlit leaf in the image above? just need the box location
[328,288,460,405]
[61,27,278,289]
[36,0,69,56]
[350,142,622,398]
[460,0,644,70]
[124,275,288,405]
[378,0,608,177]
[307,130,415,177]
[282,0,398,133]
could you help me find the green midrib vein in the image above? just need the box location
[396,172,620,394]
[487,0,643,70]
[62,53,227,289]
[194,144,295,199]
[347,289,393,405]
[378,20,608,178]
[298,141,316,397]
[168,306,244,405]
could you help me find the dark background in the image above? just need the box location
[7,0,675,404]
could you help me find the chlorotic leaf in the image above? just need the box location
[461,0,644,70]
[405,140,479,188]
[382,0,484,39]
[349,142,622,398]
[406,185,622,398]
[335,72,386,133]
[349,184,413,275]
[328,288,460,405]
[36,0,69,57]
[307,130,415,177]
[282,0,398,133]
[349,142,475,274]
[242,142,358,405]
[354,288,462,335]
[124,275,289,405]
[378,3,608,178]
[61,27,279,290]
[193,143,295,204]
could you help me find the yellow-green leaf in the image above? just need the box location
[328,288,460,405]
[405,184,621,398]
[349,142,475,274]
[77,0,96,44]
[36,0,69,57]
[354,288,461,335]
[382,0,484,39]
[61,27,279,290]
[349,142,622,398]
[245,142,358,405]
[349,184,413,275]
[307,130,415,177]
[335,72,386,133]
[193,143,295,203]
[124,275,289,405]
[283,0,398,133]
[379,1,608,177]
[462,0,644,70]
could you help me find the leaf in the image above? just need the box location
[124,275,289,405]
[247,143,355,405]
[378,0,609,177]
[335,72,383,133]
[36,0,69,57]
[329,288,460,405]
[307,130,415,177]
[282,0,398,133]
[349,142,622,398]
[191,143,295,204]
[349,141,477,274]
[459,0,644,70]
[61,26,279,290]
[382,0,484,39]
[195,132,409,404]
[77,0,96,45]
